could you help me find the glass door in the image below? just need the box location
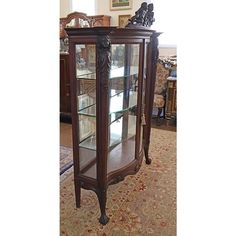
[107,43,140,174]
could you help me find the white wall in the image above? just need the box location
[60,0,97,17]
[97,0,152,26]
[72,0,96,15]
[60,0,72,17]
[159,47,176,57]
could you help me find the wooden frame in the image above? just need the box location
[118,14,131,28]
[110,0,132,11]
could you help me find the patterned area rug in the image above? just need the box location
[60,146,74,182]
[60,128,176,235]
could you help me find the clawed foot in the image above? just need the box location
[145,158,152,165]
[99,214,109,225]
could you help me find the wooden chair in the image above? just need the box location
[153,59,171,124]
[60,12,92,39]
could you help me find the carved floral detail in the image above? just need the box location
[97,35,111,89]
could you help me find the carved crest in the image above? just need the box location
[126,2,155,28]
[97,35,111,89]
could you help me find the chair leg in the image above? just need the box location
[156,107,162,125]
[96,188,109,225]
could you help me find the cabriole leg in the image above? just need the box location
[143,121,152,165]
[96,188,109,225]
[144,143,152,164]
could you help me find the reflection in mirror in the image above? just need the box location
[76,44,96,79]
[60,38,69,53]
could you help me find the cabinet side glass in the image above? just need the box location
[75,44,97,179]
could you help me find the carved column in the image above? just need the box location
[96,35,111,225]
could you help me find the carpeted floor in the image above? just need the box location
[60,146,73,174]
[60,128,176,235]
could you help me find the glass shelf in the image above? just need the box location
[78,90,137,117]
[109,115,136,149]
[77,94,96,112]
[79,115,136,151]
[79,104,96,117]
[109,90,137,114]
[76,66,138,80]
[110,66,138,79]
[77,69,96,80]
[79,135,96,150]
[78,115,96,143]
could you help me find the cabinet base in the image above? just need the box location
[144,146,152,165]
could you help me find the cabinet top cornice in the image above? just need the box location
[65,27,161,38]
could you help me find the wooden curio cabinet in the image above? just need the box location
[66,26,160,224]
